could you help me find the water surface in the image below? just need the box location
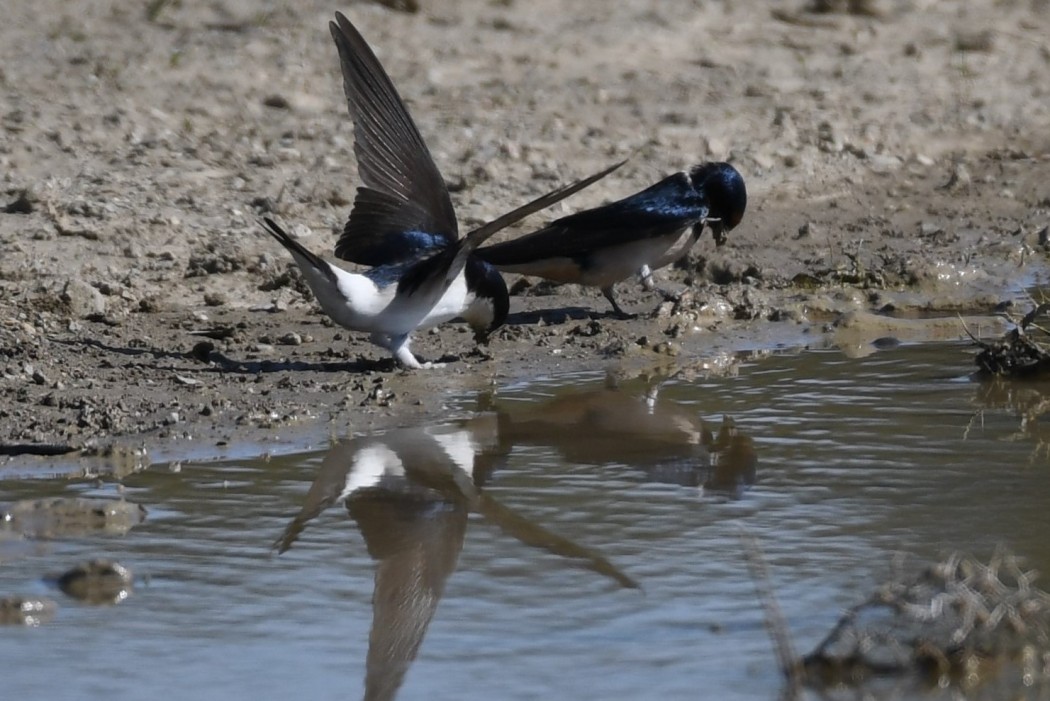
[3,342,1050,700]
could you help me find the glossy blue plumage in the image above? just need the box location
[360,258,423,288]
[476,162,747,317]
[530,171,709,252]
[262,12,616,367]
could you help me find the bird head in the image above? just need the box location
[463,258,509,344]
[689,162,747,247]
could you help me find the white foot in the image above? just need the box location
[384,334,424,370]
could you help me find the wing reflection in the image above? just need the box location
[275,417,636,701]
[494,379,758,495]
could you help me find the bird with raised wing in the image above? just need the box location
[264,13,620,368]
[476,162,747,317]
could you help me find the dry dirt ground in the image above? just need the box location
[1,0,1049,472]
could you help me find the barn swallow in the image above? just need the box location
[262,13,620,369]
[476,162,747,317]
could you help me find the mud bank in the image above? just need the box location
[1,0,1048,471]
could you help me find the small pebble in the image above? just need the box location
[203,292,227,307]
[955,30,994,53]
[262,94,291,109]
[56,559,133,605]
[0,597,57,626]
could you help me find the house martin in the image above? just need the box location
[272,418,637,698]
[476,162,747,317]
[263,13,620,368]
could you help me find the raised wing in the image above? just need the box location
[397,160,626,296]
[329,12,458,264]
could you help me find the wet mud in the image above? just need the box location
[1,0,1048,470]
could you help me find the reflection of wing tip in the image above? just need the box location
[272,522,303,555]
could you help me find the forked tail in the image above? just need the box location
[260,217,336,284]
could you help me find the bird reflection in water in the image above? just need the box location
[493,373,758,496]
[274,417,637,701]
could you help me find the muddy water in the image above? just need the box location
[3,342,1050,701]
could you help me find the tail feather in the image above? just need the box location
[261,218,337,284]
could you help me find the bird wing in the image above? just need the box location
[396,160,626,296]
[272,440,361,554]
[477,171,709,266]
[329,12,459,265]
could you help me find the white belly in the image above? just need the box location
[645,227,699,271]
[309,265,470,337]
[580,227,694,288]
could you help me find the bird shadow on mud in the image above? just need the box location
[52,337,404,375]
[504,305,617,326]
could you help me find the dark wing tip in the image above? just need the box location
[330,11,362,54]
[329,10,459,244]
[460,159,628,252]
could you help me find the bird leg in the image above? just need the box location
[638,265,656,291]
[602,286,636,320]
[638,265,682,304]
[373,332,424,369]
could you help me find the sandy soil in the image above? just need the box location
[1,0,1049,471]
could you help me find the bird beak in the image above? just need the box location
[708,219,728,247]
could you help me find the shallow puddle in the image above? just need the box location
[3,341,1050,700]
